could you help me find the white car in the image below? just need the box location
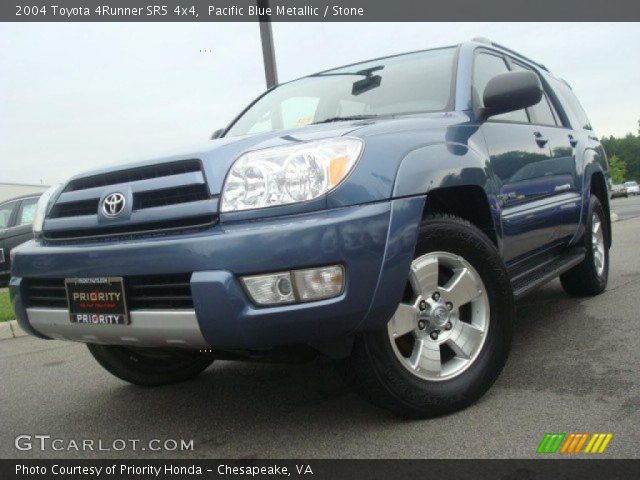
[624,181,640,195]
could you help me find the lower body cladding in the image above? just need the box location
[9,197,425,350]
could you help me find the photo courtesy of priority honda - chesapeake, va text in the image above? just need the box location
[9,38,612,418]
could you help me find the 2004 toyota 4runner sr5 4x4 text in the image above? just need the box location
[10,39,611,417]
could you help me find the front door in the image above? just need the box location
[473,50,561,263]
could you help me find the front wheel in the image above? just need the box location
[344,214,514,418]
[87,344,214,386]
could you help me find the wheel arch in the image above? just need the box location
[392,142,502,250]
[361,143,503,333]
[586,169,612,248]
[424,185,498,248]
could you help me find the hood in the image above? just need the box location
[63,111,465,196]
[65,121,365,196]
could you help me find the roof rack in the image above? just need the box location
[471,37,549,72]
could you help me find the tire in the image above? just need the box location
[344,214,514,418]
[560,195,609,296]
[87,344,214,386]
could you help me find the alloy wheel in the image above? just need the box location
[387,251,490,381]
[591,212,605,277]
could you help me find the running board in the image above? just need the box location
[511,248,586,299]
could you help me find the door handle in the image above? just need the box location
[533,131,548,147]
[568,134,578,147]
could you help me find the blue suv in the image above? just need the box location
[10,39,611,417]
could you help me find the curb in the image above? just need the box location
[0,320,27,341]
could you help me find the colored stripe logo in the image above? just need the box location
[537,433,613,454]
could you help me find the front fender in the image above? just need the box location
[392,141,493,198]
[357,138,502,331]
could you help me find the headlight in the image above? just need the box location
[220,137,363,212]
[32,184,63,236]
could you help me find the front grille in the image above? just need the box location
[24,274,194,310]
[127,274,193,309]
[50,199,100,218]
[44,158,217,240]
[64,160,202,192]
[133,184,210,210]
[23,278,68,309]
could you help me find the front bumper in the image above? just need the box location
[10,198,425,350]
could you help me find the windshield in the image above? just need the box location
[624,181,638,187]
[225,47,457,137]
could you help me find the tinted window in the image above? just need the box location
[510,62,557,126]
[529,95,557,126]
[473,52,528,123]
[227,47,457,136]
[548,77,592,130]
[18,198,38,226]
[0,201,18,228]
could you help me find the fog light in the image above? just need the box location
[293,265,344,302]
[241,265,345,306]
[241,272,295,306]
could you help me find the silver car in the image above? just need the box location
[624,181,640,195]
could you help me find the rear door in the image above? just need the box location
[546,75,606,240]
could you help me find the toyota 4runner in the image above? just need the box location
[10,39,611,417]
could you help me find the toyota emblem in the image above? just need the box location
[102,192,126,217]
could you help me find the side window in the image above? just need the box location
[511,62,558,126]
[18,198,38,226]
[529,95,558,127]
[473,52,529,123]
[0,201,18,229]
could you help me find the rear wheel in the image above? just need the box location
[560,195,609,296]
[344,214,514,418]
[87,344,213,386]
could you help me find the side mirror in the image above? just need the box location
[481,71,542,120]
[210,128,225,139]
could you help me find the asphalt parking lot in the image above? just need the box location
[610,194,640,220]
[1,207,639,459]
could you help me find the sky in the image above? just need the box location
[1,22,639,185]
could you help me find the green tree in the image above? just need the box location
[608,155,627,184]
[601,133,640,183]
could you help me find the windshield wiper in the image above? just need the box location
[312,114,379,125]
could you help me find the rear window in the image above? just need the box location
[548,77,592,130]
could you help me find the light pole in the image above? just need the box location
[257,0,278,88]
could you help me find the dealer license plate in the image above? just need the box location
[65,277,129,325]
